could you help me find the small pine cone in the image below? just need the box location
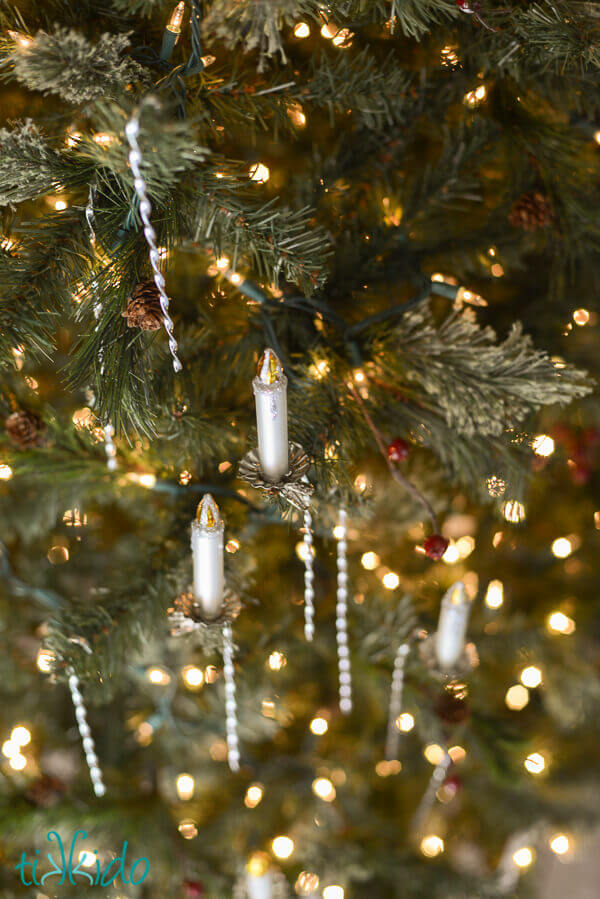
[509,191,554,231]
[5,409,44,448]
[122,279,164,330]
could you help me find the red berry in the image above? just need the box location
[387,438,410,463]
[183,882,204,899]
[424,534,449,560]
[442,774,462,796]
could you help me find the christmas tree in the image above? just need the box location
[0,0,599,896]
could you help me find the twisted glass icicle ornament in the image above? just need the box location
[124,109,182,372]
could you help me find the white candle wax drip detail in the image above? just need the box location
[252,348,289,482]
[191,494,225,619]
[336,507,352,714]
[435,581,471,670]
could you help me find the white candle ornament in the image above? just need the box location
[303,508,315,641]
[435,581,471,671]
[191,494,225,619]
[68,670,106,797]
[253,348,289,482]
[245,853,273,899]
[336,506,352,714]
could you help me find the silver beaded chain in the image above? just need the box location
[124,106,182,373]
[336,506,352,714]
[67,669,106,797]
[222,623,240,773]
[412,748,452,833]
[84,183,117,471]
[302,508,315,641]
[385,642,410,760]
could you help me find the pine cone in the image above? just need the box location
[509,191,554,231]
[5,409,44,448]
[122,279,164,330]
[26,774,65,807]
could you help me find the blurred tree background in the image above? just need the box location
[0,1,599,897]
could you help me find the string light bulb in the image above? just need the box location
[505,684,529,710]
[168,1,186,32]
[249,163,270,183]
[550,834,570,856]
[524,752,546,774]
[244,784,264,808]
[520,666,542,688]
[513,847,534,868]
[395,712,415,732]
[271,836,294,859]
[176,774,195,800]
[485,579,504,609]
[420,835,444,857]
[310,716,328,735]
[323,887,344,899]
[547,611,575,635]
[294,22,310,38]
[11,726,31,747]
[312,777,336,801]
[552,537,573,559]
[532,434,555,457]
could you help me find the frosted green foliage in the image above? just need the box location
[388,303,593,437]
[202,0,320,70]
[0,121,62,206]
[9,28,146,103]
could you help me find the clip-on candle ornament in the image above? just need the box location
[239,349,314,637]
[234,852,290,899]
[168,495,240,772]
[435,581,472,671]
[419,581,477,678]
[124,103,182,373]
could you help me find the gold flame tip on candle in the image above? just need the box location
[196,493,220,528]
[168,1,186,31]
[257,348,283,385]
[246,851,271,877]
[449,582,466,605]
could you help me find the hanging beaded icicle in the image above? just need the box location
[385,642,410,759]
[222,622,240,773]
[67,669,106,797]
[84,183,117,471]
[303,508,315,641]
[124,103,182,372]
[412,748,452,833]
[335,506,352,714]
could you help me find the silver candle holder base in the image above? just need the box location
[238,442,313,510]
[168,587,241,649]
[419,634,479,680]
